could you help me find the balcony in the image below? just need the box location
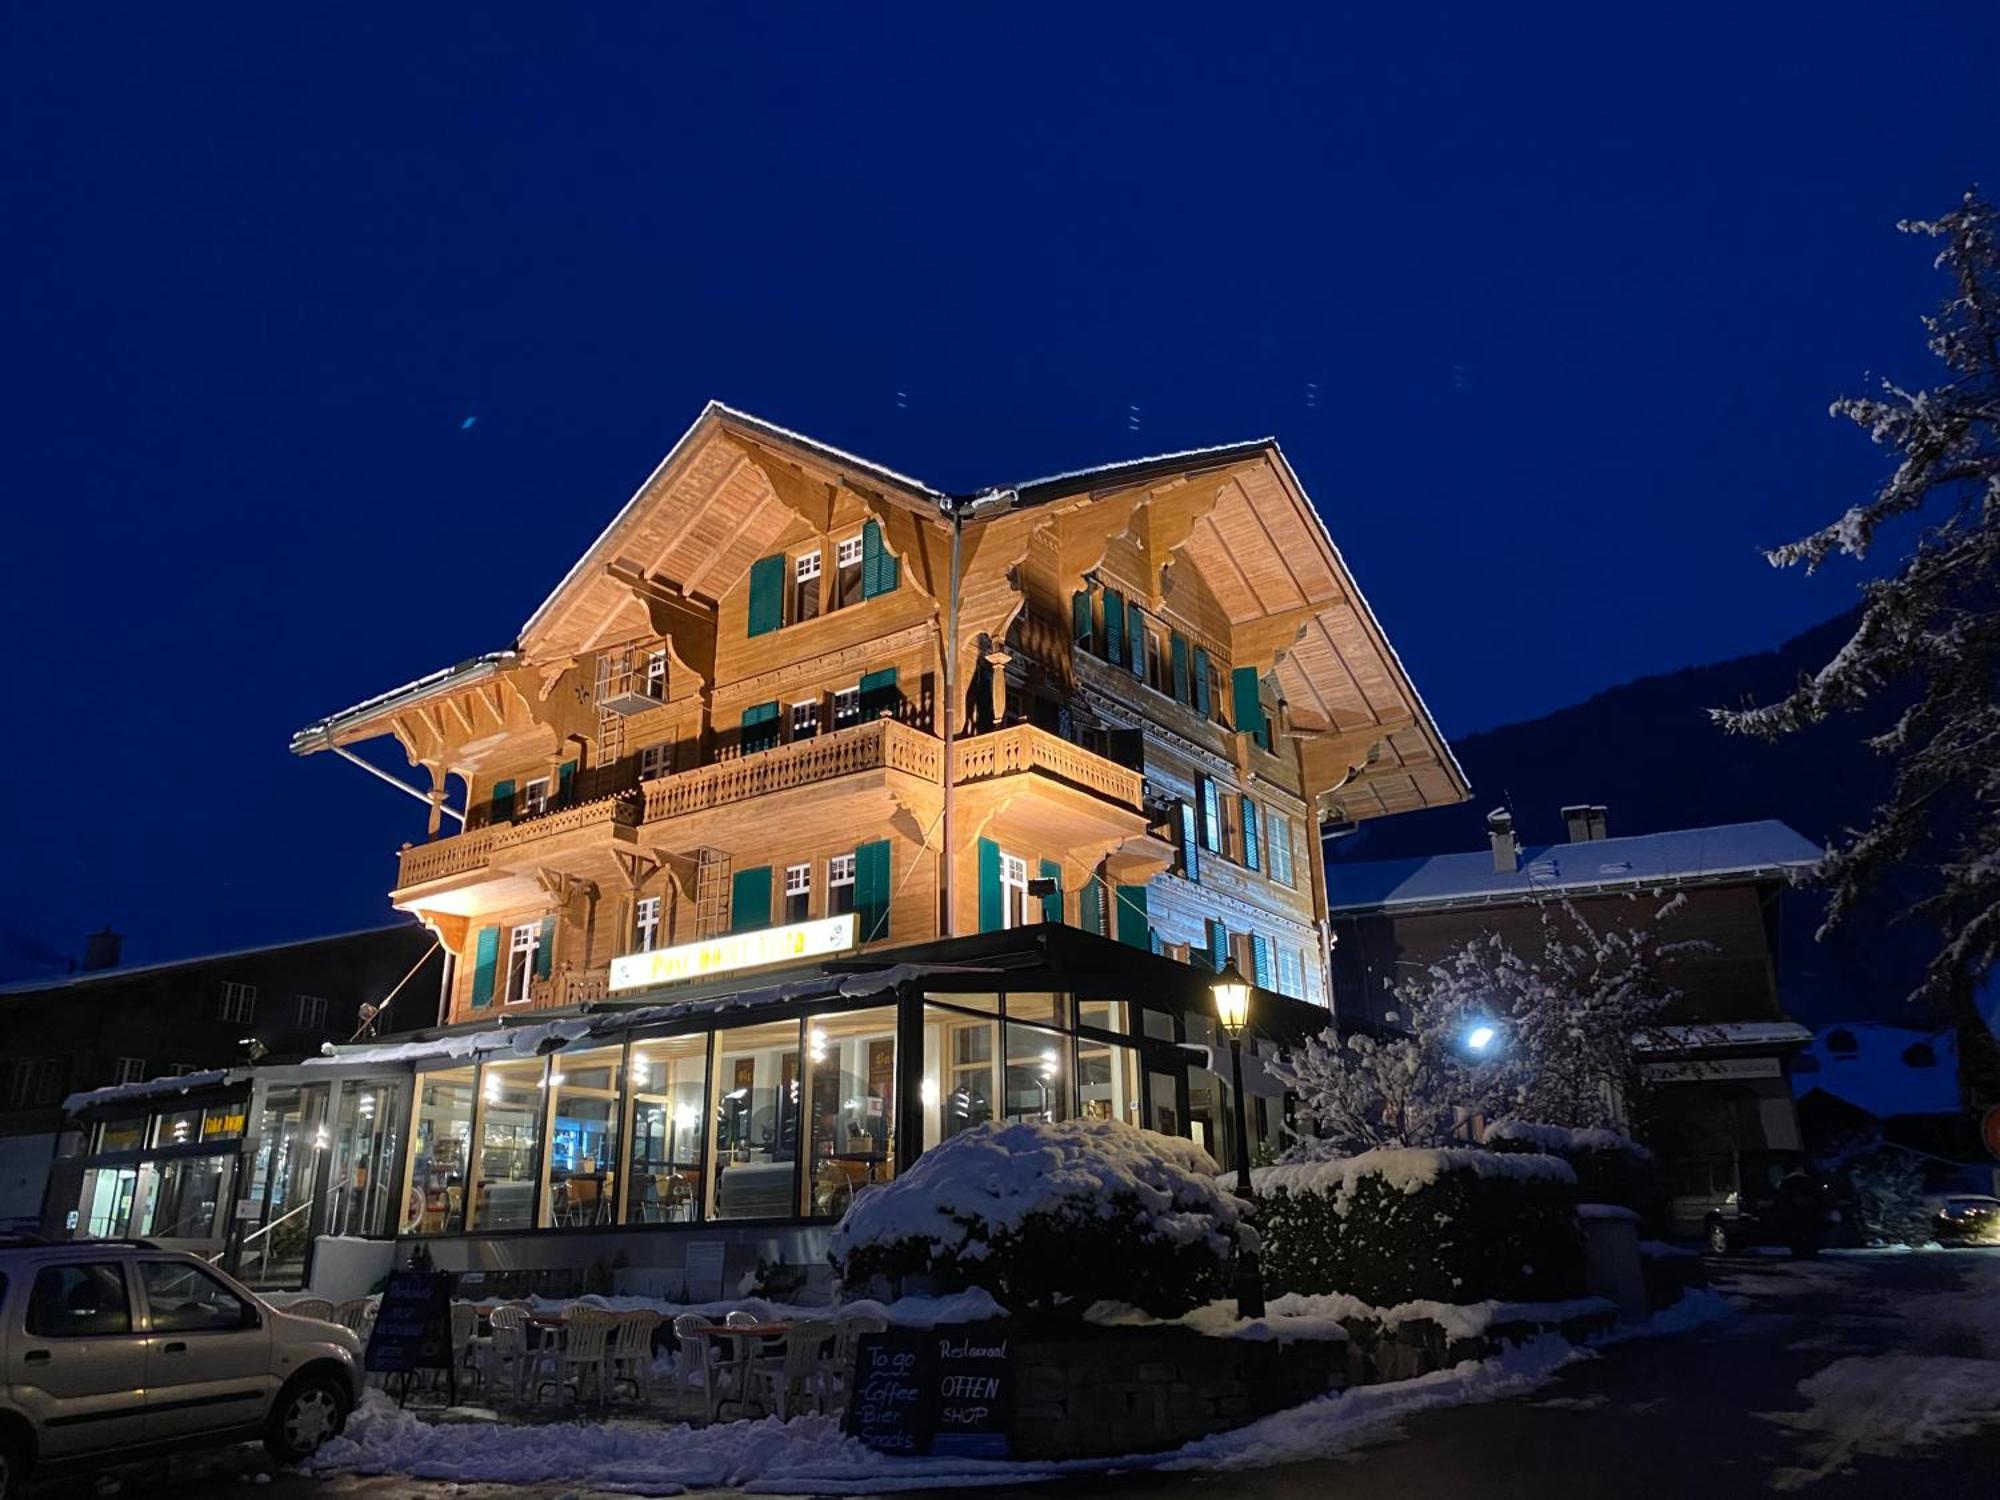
[951,722,1144,811]
[396,793,641,891]
[642,717,942,822]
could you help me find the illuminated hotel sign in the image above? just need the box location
[609,913,858,993]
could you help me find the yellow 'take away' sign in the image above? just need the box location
[608,913,857,993]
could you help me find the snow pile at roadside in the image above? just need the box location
[1248,1146,1575,1211]
[832,1117,1237,1261]
[1089,1290,1614,1343]
[471,1288,1005,1329]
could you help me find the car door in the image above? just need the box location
[137,1259,275,1442]
[6,1258,152,1458]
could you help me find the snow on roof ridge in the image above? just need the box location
[0,922,430,999]
[999,435,1275,496]
[64,1068,238,1114]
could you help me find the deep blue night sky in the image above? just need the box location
[4,5,1995,973]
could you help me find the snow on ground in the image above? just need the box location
[1088,1291,1616,1343]
[1747,1249,2000,1489]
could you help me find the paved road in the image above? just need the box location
[30,1248,2000,1500]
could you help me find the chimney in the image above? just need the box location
[82,924,123,973]
[1561,805,1610,843]
[1486,808,1518,873]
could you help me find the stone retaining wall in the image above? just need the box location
[1007,1325,1349,1460]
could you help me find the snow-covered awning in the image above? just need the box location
[64,1069,241,1115]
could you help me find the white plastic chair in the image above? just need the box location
[746,1322,838,1418]
[483,1304,535,1403]
[609,1309,663,1404]
[286,1297,336,1323]
[534,1307,617,1406]
[724,1309,760,1327]
[671,1314,727,1423]
[828,1312,887,1411]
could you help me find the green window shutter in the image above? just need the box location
[1192,648,1211,716]
[855,839,891,941]
[730,866,772,933]
[1114,883,1149,949]
[1071,590,1094,652]
[1241,796,1261,872]
[1178,800,1200,883]
[1102,587,1125,666]
[747,553,786,637]
[741,701,781,754]
[535,916,556,979]
[977,837,1004,933]
[859,666,900,720]
[1170,632,1190,703]
[1126,599,1145,679]
[1207,919,1228,972]
[861,520,899,598]
[469,926,500,1009]
[557,760,576,806]
[1252,932,1273,989]
[490,778,516,824]
[1233,666,1269,749]
[1078,875,1104,936]
[1038,858,1063,924]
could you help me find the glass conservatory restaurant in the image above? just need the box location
[51,928,1319,1291]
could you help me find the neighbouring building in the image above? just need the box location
[50,402,1465,1291]
[2,924,439,1231]
[1325,808,1821,1228]
[1793,1023,1989,1162]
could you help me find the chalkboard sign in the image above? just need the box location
[364,1270,455,1375]
[845,1319,1011,1459]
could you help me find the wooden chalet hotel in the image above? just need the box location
[54,404,1465,1293]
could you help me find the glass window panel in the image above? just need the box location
[1004,1023,1071,1124]
[628,1033,708,1224]
[473,1058,544,1231]
[1077,998,1127,1035]
[1076,1035,1142,1128]
[79,1166,138,1238]
[141,1260,251,1333]
[1146,1071,1182,1137]
[325,1079,404,1239]
[406,1067,475,1235]
[201,1102,247,1141]
[804,1007,898,1220]
[921,1006,998,1151]
[152,1108,203,1148]
[548,1046,622,1230]
[95,1116,146,1154]
[28,1263,131,1338]
[1004,992,1069,1028]
[138,1157,227,1240]
[924,990,999,1015]
[709,1020,800,1221]
[1140,1008,1178,1043]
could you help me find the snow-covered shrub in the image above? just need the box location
[1484,1120,1657,1213]
[1840,1147,1932,1247]
[1254,1147,1584,1306]
[830,1119,1242,1320]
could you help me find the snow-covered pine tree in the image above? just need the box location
[1271,892,1694,1156]
[1714,191,2000,1110]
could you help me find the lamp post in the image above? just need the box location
[1211,958,1264,1317]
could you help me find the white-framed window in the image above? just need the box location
[792,550,822,623]
[791,700,820,741]
[520,778,550,817]
[644,649,668,699]
[217,981,258,1024]
[833,534,865,608]
[7,1057,61,1106]
[1267,809,1295,887]
[113,1057,147,1086]
[828,853,856,916]
[638,742,672,781]
[633,896,662,953]
[1000,852,1032,929]
[1277,945,1305,999]
[784,863,812,924]
[295,994,328,1030]
[832,686,861,727]
[504,922,541,1004]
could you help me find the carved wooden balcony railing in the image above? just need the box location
[531,965,610,1009]
[397,793,639,889]
[641,717,942,823]
[951,722,1145,810]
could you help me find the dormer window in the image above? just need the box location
[644,649,667,699]
[792,551,822,623]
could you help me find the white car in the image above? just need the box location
[0,1237,361,1498]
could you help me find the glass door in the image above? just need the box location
[237,1085,329,1287]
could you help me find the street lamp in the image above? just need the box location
[1211,958,1264,1318]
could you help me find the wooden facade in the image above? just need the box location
[293,404,1466,1024]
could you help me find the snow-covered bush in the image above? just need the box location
[1840,1147,1932,1247]
[1254,1147,1584,1306]
[1484,1120,1657,1213]
[830,1118,1242,1320]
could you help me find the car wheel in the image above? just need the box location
[1705,1218,1732,1256]
[265,1374,350,1463]
[0,1429,24,1500]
